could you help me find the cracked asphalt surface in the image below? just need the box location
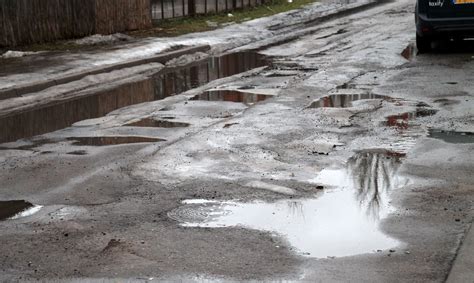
[0,0,473,281]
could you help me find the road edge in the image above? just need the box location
[446,222,474,283]
[0,0,383,101]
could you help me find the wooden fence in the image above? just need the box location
[0,0,151,47]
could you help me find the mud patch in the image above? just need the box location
[428,129,474,144]
[0,200,42,220]
[67,136,165,146]
[169,150,405,258]
[192,90,272,105]
[125,118,190,128]
[401,43,416,61]
[308,93,388,108]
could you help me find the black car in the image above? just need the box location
[415,0,474,52]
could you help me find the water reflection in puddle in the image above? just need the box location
[308,94,388,108]
[385,108,438,130]
[125,118,189,128]
[0,52,268,144]
[192,90,272,105]
[0,200,42,221]
[169,150,405,258]
[428,129,474,144]
[67,136,165,146]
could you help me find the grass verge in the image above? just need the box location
[129,0,317,37]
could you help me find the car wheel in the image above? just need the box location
[416,34,431,53]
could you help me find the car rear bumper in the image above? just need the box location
[416,13,474,38]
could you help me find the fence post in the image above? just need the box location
[149,0,153,21]
[171,0,175,17]
[188,0,195,16]
[161,0,164,19]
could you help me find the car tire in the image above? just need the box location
[416,34,431,53]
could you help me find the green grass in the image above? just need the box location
[129,0,317,37]
[5,0,316,52]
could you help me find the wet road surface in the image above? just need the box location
[0,0,473,281]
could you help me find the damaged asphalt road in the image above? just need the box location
[0,0,473,281]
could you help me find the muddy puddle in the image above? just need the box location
[67,136,165,146]
[0,51,268,144]
[125,118,190,128]
[169,150,406,258]
[192,90,272,105]
[428,129,474,144]
[0,200,42,221]
[308,93,388,108]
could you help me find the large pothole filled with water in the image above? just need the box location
[168,150,407,258]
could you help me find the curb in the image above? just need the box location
[0,45,210,100]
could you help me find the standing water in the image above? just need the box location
[0,52,268,144]
[168,150,406,258]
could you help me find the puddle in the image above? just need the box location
[125,118,190,128]
[401,43,416,60]
[308,94,388,108]
[428,129,474,144]
[0,51,268,144]
[67,136,165,146]
[169,150,405,258]
[191,90,272,105]
[0,200,42,221]
[153,51,268,99]
[67,150,88,155]
[385,108,438,130]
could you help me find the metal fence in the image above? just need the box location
[151,0,268,20]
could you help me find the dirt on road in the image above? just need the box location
[0,0,473,281]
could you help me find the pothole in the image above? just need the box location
[0,200,42,221]
[191,90,273,105]
[169,150,405,258]
[125,118,190,128]
[67,136,165,146]
[428,129,474,144]
[308,94,389,108]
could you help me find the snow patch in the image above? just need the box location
[74,33,133,46]
[1,50,39,59]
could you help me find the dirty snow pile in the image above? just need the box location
[74,33,133,45]
[1,50,39,59]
